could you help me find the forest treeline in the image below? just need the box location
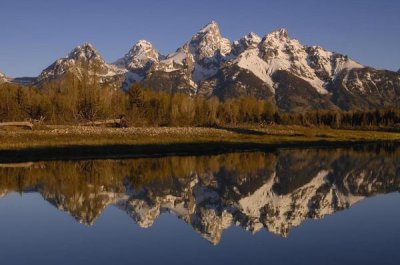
[1,75,400,129]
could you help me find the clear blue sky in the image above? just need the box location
[1,0,399,77]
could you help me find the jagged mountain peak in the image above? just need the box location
[198,20,220,34]
[136,39,153,46]
[129,39,158,54]
[397,68,400,73]
[264,28,289,41]
[189,20,230,59]
[191,20,222,44]
[67,42,103,61]
[259,28,292,53]
[114,39,162,72]
[245,32,262,43]
[36,42,125,85]
[233,32,262,54]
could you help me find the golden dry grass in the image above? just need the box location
[0,125,399,151]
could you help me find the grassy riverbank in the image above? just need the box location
[1,125,400,151]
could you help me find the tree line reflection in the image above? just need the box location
[0,143,399,244]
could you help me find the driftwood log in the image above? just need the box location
[0,121,34,130]
[82,118,127,128]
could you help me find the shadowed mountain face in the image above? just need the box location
[0,144,399,244]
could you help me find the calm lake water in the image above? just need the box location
[0,144,399,265]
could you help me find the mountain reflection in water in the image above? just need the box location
[0,143,399,245]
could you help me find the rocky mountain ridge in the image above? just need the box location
[2,21,400,111]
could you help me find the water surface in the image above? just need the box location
[0,144,399,264]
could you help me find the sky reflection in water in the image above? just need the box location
[0,144,399,265]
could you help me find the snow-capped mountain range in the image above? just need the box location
[2,21,400,111]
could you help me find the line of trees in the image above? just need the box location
[1,76,400,129]
[0,79,276,126]
[277,109,400,129]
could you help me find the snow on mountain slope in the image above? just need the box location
[259,29,359,94]
[189,20,231,60]
[234,49,274,89]
[190,21,232,82]
[36,43,125,85]
[155,44,194,73]
[225,28,364,95]
[113,40,164,86]
[117,21,231,91]
[242,28,326,94]
[139,21,232,93]
[114,40,162,71]
[0,72,11,83]
[233,32,262,54]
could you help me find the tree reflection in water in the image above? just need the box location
[0,143,399,244]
